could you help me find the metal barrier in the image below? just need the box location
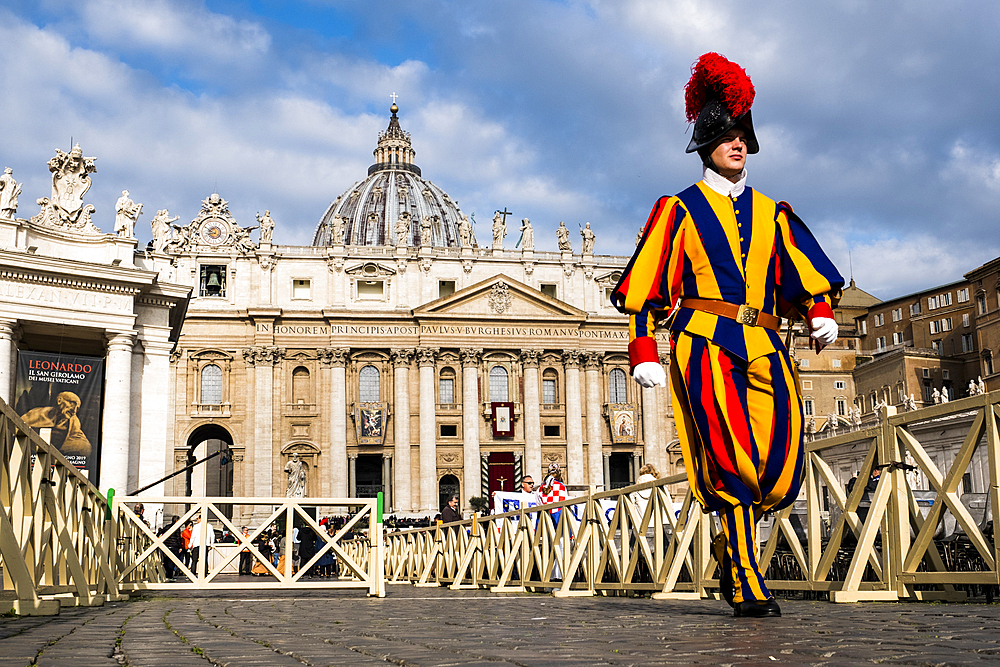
[385,391,1000,603]
[114,496,385,596]
[0,399,123,615]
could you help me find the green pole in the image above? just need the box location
[376,491,383,524]
[106,488,115,522]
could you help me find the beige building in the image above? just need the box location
[965,257,1000,391]
[158,105,679,521]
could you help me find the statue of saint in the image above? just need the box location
[518,218,534,251]
[395,215,409,246]
[580,221,596,254]
[150,209,178,253]
[932,387,941,404]
[458,215,472,247]
[330,216,345,245]
[114,190,142,238]
[284,453,307,498]
[0,167,21,219]
[556,221,572,251]
[256,210,275,243]
[492,210,506,249]
[979,376,987,394]
[420,216,433,245]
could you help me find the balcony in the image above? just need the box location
[191,402,231,418]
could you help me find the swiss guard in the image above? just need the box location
[611,53,844,618]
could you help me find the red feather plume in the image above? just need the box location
[684,52,755,123]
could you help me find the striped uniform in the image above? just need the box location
[611,180,843,602]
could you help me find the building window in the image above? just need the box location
[292,366,310,404]
[891,308,902,322]
[928,296,939,310]
[357,280,385,300]
[909,302,921,316]
[543,424,560,437]
[439,367,455,404]
[892,331,903,345]
[609,368,628,403]
[832,359,842,368]
[875,336,886,352]
[802,380,813,391]
[874,313,884,326]
[962,334,975,353]
[834,380,846,390]
[201,364,222,404]
[941,292,952,306]
[199,265,226,297]
[440,424,458,437]
[836,399,847,416]
[985,350,994,376]
[804,399,814,416]
[964,313,971,327]
[359,365,380,402]
[930,320,941,335]
[958,288,970,303]
[859,319,867,334]
[932,340,942,355]
[540,284,557,299]
[489,366,509,401]
[978,294,988,315]
[542,368,558,405]
[799,358,810,368]
[438,280,456,299]
[292,279,311,300]
[942,317,952,331]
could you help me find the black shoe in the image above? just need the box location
[733,598,781,618]
[712,534,735,608]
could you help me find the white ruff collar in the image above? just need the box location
[701,165,747,198]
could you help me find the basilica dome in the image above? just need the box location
[311,104,476,248]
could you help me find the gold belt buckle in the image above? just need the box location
[737,304,760,326]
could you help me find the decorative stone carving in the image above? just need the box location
[420,256,433,273]
[329,215,346,245]
[150,209,178,253]
[256,210,275,243]
[167,193,258,254]
[114,190,142,238]
[242,346,284,366]
[561,349,582,368]
[458,214,473,247]
[580,222,595,255]
[395,212,410,246]
[460,348,482,367]
[462,258,474,274]
[492,210,506,249]
[420,215,432,246]
[318,347,350,367]
[327,255,344,273]
[636,227,644,246]
[583,351,604,369]
[556,221,572,252]
[0,167,22,219]
[518,218,534,251]
[390,348,414,367]
[258,254,277,271]
[520,349,541,368]
[659,352,671,367]
[415,347,438,367]
[488,283,512,314]
[284,453,307,497]
[31,145,100,232]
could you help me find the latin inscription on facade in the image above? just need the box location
[0,280,132,313]
[256,322,641,340]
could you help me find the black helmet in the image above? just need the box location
[683,53,759,155]
[685,102,759,154]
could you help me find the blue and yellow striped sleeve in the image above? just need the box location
[775,202,844,321]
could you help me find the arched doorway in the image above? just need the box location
[438,474,460,514]
[186,424,234,519]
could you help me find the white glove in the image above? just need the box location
[633,362,667,388]
[810,317,838,347]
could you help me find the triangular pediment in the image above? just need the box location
[414,274,587,321]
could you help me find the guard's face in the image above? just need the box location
[708,128,748,178]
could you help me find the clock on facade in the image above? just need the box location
[200,219,229,245]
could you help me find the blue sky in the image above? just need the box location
[1,0,999,300]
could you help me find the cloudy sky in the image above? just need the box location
[1,0,998,300]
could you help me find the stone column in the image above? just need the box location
[417,347,439,512]
[641,385,660,477]
[520,350,541,483]
[603,452,611,490]
[563,349,584,486]
[324,348,350,499]
[583,352,605,489]
[460,348,482,512]
[244,346,283,501]
[0,319,19,404]
[100,332,136,493]
[382,454,392,510]
[348,454,357,497]
[135,335,174,504]
[127,340,144,493]
[390,349,414,512]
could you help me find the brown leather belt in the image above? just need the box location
[680,298,781,331]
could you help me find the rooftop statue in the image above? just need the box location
[518,218,534,251]
[114,189,143,238]
[150,209,178,253]
[458,214,472,248]
[0,167,21,219]
[31,144,100,232]
[256,210,275,243]
[492,210,506,249]
[580,221,595,255]
[556,221,572,251]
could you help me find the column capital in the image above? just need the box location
[106,331,136,352]
[583,351,604,369]
[561,349,582,368]
[390,348,415,367]
[658,352,671,367]
[519,349,542,368]
[416,347,439,367]
[319,347,350,367]
[0,318,18,340]
[460,348,482,367]
[242,345,284,366]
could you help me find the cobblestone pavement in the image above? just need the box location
[3,585,1000,666]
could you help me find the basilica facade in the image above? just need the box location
[156,104,676,519]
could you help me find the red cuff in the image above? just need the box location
[628,337,659,370]
[808,302,834,322]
